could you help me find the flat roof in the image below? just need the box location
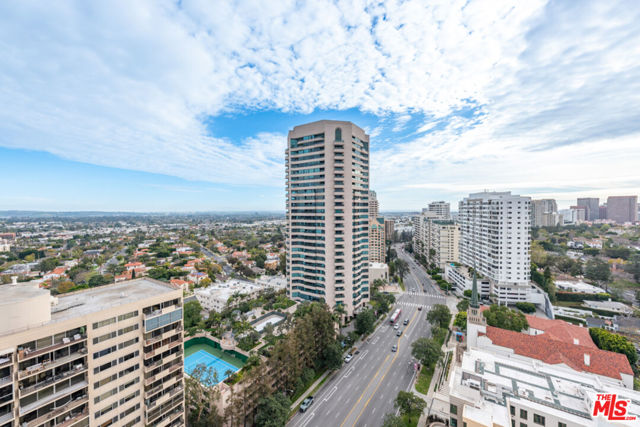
[0,283,49,306]
[50,278,178,322]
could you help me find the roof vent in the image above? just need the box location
[584,353,590,366]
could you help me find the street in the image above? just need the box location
[288,245,444,427]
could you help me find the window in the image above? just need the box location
[93,345,117,359]
[118,324,139,336]
[533,414,545,425]
[558,423,567,427]
[95,387,117,404]
[510,406,515,416]
[93,331,117,345]
[118,310,138,322]
[95,401,118,419]
[118,337,139,350]
[450,418,458,427]
[94,374,117,389]
[450,404,458,415]
[93,317,116,330]
[335,128,342,142]
[520,409,528,419]
[94,359,117,374]
[520,424,527,427]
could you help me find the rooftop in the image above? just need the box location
[483,326,633,381]
[525,314,596,348]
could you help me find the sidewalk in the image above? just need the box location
[290,369,332,411]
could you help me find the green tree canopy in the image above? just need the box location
[411,337,442,368]
[254,392,290,427]
[515,302,536,314]
[355,309,376,336]
[394,391,427,422]
[585,258,611,283]
[457,299,469,312]
[589,328,638,366]
[482,304,529,332]
[454,311,467,329]
[38,257,60,272]
[184,300,203,329]
[427,304,451,329]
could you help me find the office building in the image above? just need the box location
[530,199,561,227]
[421,201,451,220]
[607,195,638,223]
[368,190,378,218]
[577,197,600,221]
[458,192,532,305]
[368,217,385,263]
[599,205,608,220]
[384,219,394,241]
[569,206,587,224]
[0,278,184,427]
[286,120,370,317]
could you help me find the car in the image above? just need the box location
[396,330,402,337]
[391,345,397,352]
[300,396,314,412]
[418,306,423,311]
[344,354,353,363]
[403,319,409,325]
[393,324,399,330]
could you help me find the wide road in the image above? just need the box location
[288,247,445,427]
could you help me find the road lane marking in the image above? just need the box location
[323,386,337,401]
[343,366,354,378]
[351,309,421,426]
[300,412,315,427]
[339,354,391,427]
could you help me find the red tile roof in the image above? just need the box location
[483,326,633,380]
[525,314,596,348]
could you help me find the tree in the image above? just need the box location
[456,299,469,312]
[585,258,611,287]
[321,341,343,371]
[185,364,223,426]
[411,337,442,368]
[38,257,59,272]
[381,413,406,427]
[453,311,467,329]
[394,391,427,423]
[355,309,376,336]
[531,241,548,267]
[88,274,109,287]
[56,280,75,293]
[184,300,203,329]
[625,255,640,283]
[482,305,529,332]
[515,302,536,313]
[254,392,290,427]
[427,304,451,329]
[589,328,638,366]
[395,259,409,279]
[463,289,472,298]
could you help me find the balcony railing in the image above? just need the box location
[19,364,87,397]
[25,396,87,427]
[19,348,87,379]
[18,335,87,361]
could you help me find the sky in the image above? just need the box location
[1,0,639,212]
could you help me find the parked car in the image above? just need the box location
[344,354,353,363]
[418,306,422,311]
[300,396,314,412]
[393,323,399,330]
[391,344,397,352]
[403,319,409,325]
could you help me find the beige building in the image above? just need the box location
[369,217,385,263]
[286,120,370,317]
[368,190,379,218]
[384,219,394,241]
[607,195,638,224]
[412,209,459,270]
[0,278,184,427]
[531,199,561,227]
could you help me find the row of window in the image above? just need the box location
[92,310,139,330]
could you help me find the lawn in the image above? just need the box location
[401,414,419,427]
[415,365,434,394]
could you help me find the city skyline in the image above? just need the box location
[1,1,640,212]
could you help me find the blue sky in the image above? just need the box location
[1,0,639,212]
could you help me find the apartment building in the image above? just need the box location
[384,219,394,241]
[577,197,600,221]
[0,278,184,427]
[368,217,385,263]
[530,199,561,227]
[412,212,459,270]
[368,190,379,218]
[424,201,451,220]
[286,120,370,317]
[607,195,638,223]
[458,192,532,305]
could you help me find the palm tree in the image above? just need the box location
[333,304,347,328]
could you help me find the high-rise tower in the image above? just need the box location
[286,121,370,317]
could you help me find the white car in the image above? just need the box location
[344,354,353,363]
[393,324,399,330]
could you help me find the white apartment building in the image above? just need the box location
[424,201,451,220]
[195,279,263,313]
[0,278,184,427]
[286,121,370,317]
[445,264,491,297]
[458,192,532,305]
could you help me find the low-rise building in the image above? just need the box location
[445,264,491,298]
[195,279,263,312]
[583,300,633,315]
[369,262,389,283]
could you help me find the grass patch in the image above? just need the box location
[398,277,405,291]
[611,279,640,289]
[415,365,434,394]
[401,414,419,427]
[555,301,585,308]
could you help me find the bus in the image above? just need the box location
[390,308,402,324]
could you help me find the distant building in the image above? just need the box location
[369,217,385,263]
[531,199,561,227]
[384,219,394,241]
[599,204,608,220]
[422,201,451,220]
[607,195,638,223]
[577,197,600,221]
[412,208,459,270]
[459,192,532,305]
[195,279,262,312]
[583,299,633,315]
[369,262,389,283]
[368,190,379,218]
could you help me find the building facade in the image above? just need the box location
[607,195,638,223]
[458,192,532,305]
[577,197,600,221]
[425,201,451,220]
[368,217,385,263]
[530,199,561,227]
[286,120,370,316]
[384,219,394,242]
[368,190,378,219]
[412,206,459,270]
[0,278,184,427]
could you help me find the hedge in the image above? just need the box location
[556,291,610,302]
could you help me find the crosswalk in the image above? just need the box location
[398,302,431,309]
[404,291,445,299]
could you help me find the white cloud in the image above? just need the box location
[0,0,638,207]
